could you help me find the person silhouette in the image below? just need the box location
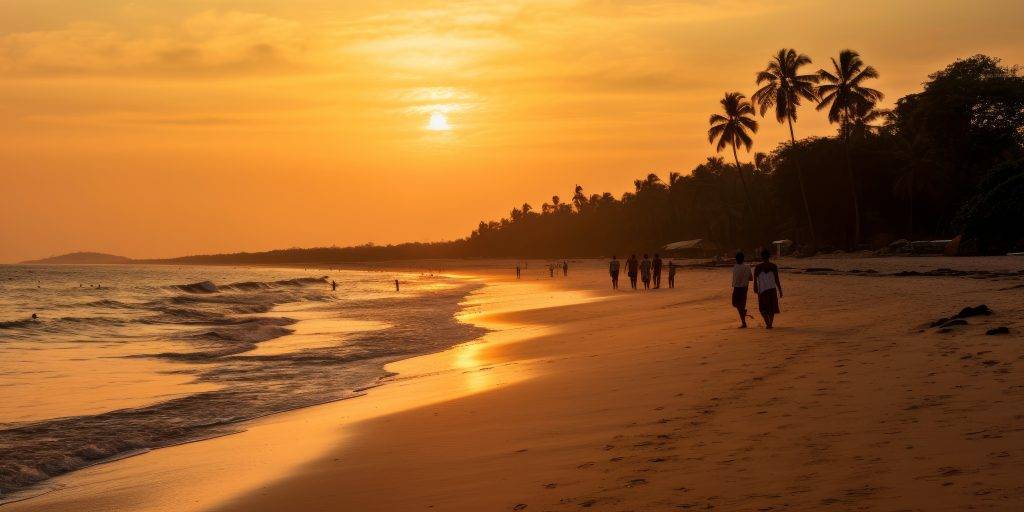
[609,255,620,289]
[731,252,752,328]
[668,261,677,289]
[562,260,568,276]
[626,254,639,290]
[331,280,338,291]
[515,263,521,279]
[753,249,782,328]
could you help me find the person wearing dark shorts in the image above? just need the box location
[639,254,652,290]
[731,252,752,328]
[626,254,639,290]
[753,249,783,329]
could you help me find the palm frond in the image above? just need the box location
[736,130,753,151]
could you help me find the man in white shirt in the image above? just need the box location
[731,252,752,328]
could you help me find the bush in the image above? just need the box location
[955,159,1024,254]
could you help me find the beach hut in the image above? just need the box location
[772,239,793,257]
[662,239,720,258]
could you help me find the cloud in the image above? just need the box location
[0,10,310,76]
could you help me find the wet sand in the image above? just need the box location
[8,257,1024,511]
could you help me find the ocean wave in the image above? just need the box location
[83,299,136,309]
[58,316,128,326]
[191,317,296,344]
[172,276,327,295]
[173,281,219,294]
[0,319,36,330]
[0,270,479,497]
[141,307,229,324]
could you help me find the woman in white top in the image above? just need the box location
[753,249,783,329]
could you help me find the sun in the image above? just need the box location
[427,112,451,131]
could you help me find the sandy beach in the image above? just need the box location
[7,257,1024,511]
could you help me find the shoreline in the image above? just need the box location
[2,270,595,511]
[0,267,483,501]
[6,257,1024,511]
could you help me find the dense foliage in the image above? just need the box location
[954,159,1024,255]
[464,54,1024,257]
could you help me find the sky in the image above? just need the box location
[2,0,1022,261]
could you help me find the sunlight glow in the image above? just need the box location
[427,112,451,131]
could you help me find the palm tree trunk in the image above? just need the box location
[731,144,753,214]
[732,144,754,248]
[843,122,861,248]
[788,119,817,247]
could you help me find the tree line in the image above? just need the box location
[464,52,1024,257]
[154,52,1023,266]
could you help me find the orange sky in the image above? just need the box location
[2,0,1022,262]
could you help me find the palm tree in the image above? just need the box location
[752,48,819,245]
[708,92,758,214]
[572,185,587,212]
[817,49,884,246]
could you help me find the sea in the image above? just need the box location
[0,264,484,496]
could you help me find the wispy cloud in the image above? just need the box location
[0,10,310,76]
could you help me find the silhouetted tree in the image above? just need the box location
[708,92,759,214]
[753,48,820,245]
[817,49,884,246]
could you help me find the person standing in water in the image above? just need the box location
[731,252,752,328]
[639,254,652,290]
[515,263,521,279]
[753,249,782,328]
[562,260,568,276]
[626,254,639,290]
[667,261,677,289]
[609,256,621,289]
[331,280,338,291]
[652,254,663,289]
[395,279,400,292]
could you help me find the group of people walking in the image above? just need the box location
[515,248,784,330]
[609,248,782,329]
[608,254,677,291]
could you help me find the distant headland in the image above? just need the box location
[20,252,133,265]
